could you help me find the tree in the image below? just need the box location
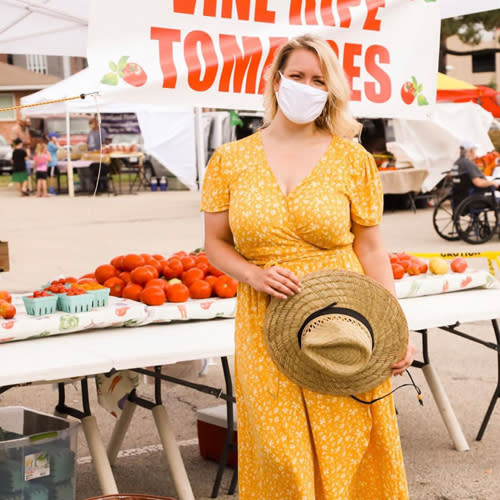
[440,10,500,73]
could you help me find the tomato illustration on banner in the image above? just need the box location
[101,56,148,87]
[401,76,428,106]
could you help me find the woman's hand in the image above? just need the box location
[391,340,417,376]
[247,266,301,299]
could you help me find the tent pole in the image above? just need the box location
[65,107,74,197]
[194,107,205,191]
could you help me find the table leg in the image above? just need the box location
[415,330,469,451]
[421,364,469,451]
[152,404,195,500]
[476,318,500,441]
[107,399,137,465]
[82,415,119,494]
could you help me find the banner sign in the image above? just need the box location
[100,113,141,135]
[88,0,440,119]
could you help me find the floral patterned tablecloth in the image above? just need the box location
[395,269,497,299]
[0,295,237,343]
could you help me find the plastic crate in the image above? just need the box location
[86,287,110,308]
[22,295,58,316]
[57,293,92,313]
[0,407,79,500]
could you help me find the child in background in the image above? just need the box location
[11,138,29,196]
[33,142,50,197]
[47,132,60,195]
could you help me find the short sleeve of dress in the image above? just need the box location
[348,148,383,226]
[201,149,230,212]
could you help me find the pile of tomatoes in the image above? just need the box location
[389,252,428,280]
[82,250,237,306]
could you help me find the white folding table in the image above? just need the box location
[1,288,500,498]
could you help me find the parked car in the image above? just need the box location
[0,134,13,175]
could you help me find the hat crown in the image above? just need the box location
[301,315,372,377]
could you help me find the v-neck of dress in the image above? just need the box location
[257,130,336,199]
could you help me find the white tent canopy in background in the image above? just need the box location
[389,102,495,192]
[0,0,497,57]
[20,69,198,190]
[0,0,88,56]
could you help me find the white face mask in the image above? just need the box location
[275,72,328,125]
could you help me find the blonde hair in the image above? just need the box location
[262,34,361,139]
[35,142,47,156]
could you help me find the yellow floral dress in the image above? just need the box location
[201,131,409,500]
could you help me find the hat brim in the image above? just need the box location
[263,270,408,396]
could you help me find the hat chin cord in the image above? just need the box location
[350,369,423,406]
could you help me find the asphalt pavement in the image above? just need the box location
[1,187,500,500]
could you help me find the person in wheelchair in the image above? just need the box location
[451,139,499,196]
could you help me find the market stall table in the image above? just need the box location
[379,167,429,210]
[2,287,500,497]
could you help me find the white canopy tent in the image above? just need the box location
[1,0,497,57]
[20,69,198,191]
[388,102,495,191]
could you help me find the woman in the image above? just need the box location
[202,34,415,500]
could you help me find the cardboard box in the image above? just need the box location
[0,406,79,499]
[196,404,237,468]
[0,241,9,272]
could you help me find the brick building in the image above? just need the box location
[0,54,87,143]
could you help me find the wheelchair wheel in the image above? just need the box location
[432,195,460,241]
[454,194,498,244]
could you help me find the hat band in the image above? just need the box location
[297,303,374,350]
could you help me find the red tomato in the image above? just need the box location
[407,264,421,276]
[0,291,12,303]
[95,264,119,285]
[122,283,143,302]
[214,275,238,298]
[392,263,405,280]
[144,264,159,280]
[166,283,190,303]
[104,277,125,297]
[180,256,196,271]
[207,263,224,277]
[110,255,125,271]
[162,259,183,279]
[189,280,212,299]
[450,257,468,273]
[130,266,156,285]
[181,267,205,287]
[119,271,132,283]
[145,278,169,293]
[140,286,165,306]
[122,254,146,272]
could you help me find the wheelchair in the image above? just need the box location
[432,172,500,244]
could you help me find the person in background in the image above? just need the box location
[10,117,32,148]
[47,132,60,195]
[11,138,29,197]
[87,117,107,152]
[32,142,50,197]
[453,140,499,190]
[86,117,110,193]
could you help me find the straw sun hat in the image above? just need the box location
[264,269,408,396]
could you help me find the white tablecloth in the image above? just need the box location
[2,287,500,386]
